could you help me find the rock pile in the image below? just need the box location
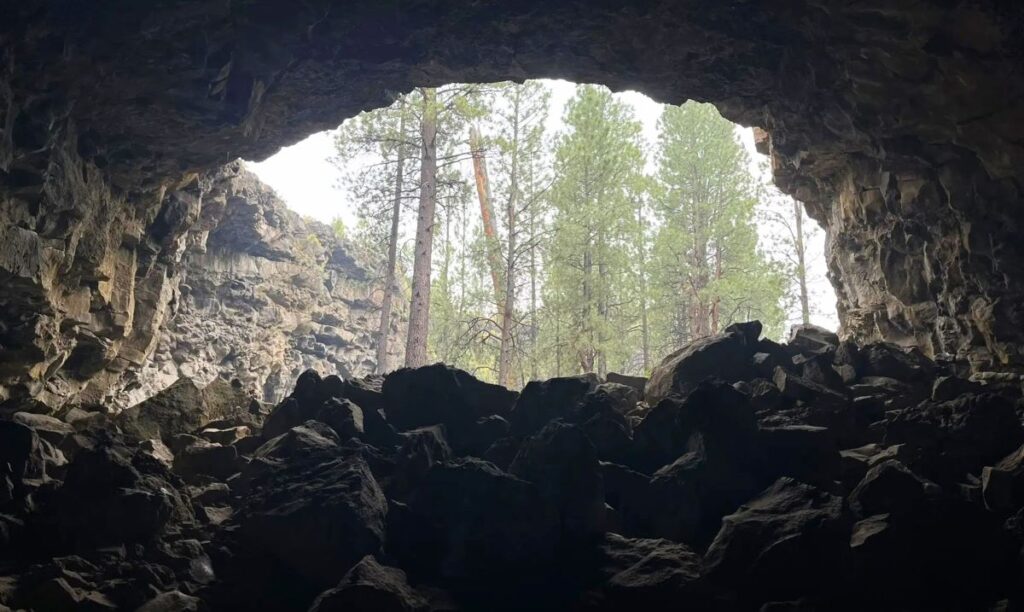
[2,322,1023,610]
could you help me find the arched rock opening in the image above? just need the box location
[2,1,1024,404]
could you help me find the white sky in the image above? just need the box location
[247,79,839,331]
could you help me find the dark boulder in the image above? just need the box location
[509,422,606,541]
[172,440,241,483]
[586,533,706,610]
[704,478,848,603]
[382,364,517,453]
[393,458,558,581]
[234,455,387,588]
[981,442,1024,514]
[787,324,839,356]
[848,459,934,519]
[510,374,598,437]
[309,555,427,612]
[645,322,761,406]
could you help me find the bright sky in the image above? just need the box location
[246,79,839,331]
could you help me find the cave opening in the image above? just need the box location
[245,79,839,388]
[3,3,1024,611]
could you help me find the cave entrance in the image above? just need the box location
[241,80,838,387]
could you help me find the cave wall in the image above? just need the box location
[2,0,1024,406]
[120,163,403,408]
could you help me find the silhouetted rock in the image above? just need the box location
[645,323,761,406]
[309,556,427,612]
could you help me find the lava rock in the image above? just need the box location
[645,322,761,406]
[704,477,848,602]
[510,421,606,541]
[309,555,427,612]
[510,374,598,437]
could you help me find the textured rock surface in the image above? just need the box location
[124,165,403,406]
[4,1,1024,384]
[0,156,400,408]
[2,323,1023,610]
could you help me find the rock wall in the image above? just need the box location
[122,164,403,407]
[3,1,1024,400]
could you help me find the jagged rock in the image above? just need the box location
[38,445,192,551]
[848,459,934,518]
[605,373,647,397]
[510,422,606,541]
[382,364,517,453]
[883,393,1024,484]
[386,425,452,502]
[772,367,848,410]
[197,425,250,445]
[393,458,558,580]
[309,556,427,612]
[172,440,241,483]
[704,478,848,602]
[0,421,46,499]
[756,425,840,486]
[136,591,201,612]
[644,322,761,406]
[116,378,252,443]
[140,439,175,468]
[788,324,839,355]
[587,533,705,610]
[632,381,757,473]
[860,343,935,383]
[981,443,1024,514]
[234,454,387,589]
[11,412,74,446]
[509,374,599,437]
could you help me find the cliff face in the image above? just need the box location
[0,152,399,409]
[121,164,403,407]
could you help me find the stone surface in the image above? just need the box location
[1,328,1024,610]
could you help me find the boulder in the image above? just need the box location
[510,374,598,437]
[848,459,934,519]
[382,364,517,452]
[235,455,387,588]
[589,533,705,610]
[645,322,761,406]
[309,556,427,612]
[172,441,241,483]
[116,378,252,443]
[787,324,839,356]
[510,422,606,541]
[981,442,1024,514]
[386,425,452,501]
[394,458,558,580]
[704,478,848,602]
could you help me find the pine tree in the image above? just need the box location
[649,102,785,348]
[544,85,645,376]
[333,93,420,372]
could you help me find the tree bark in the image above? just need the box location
[497,95,521,388]
[469,125,504,304]
[405,88,437,367]
[794,198,811,325]
[375,106,406,374]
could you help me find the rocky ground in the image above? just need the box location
[2,322,1024,611]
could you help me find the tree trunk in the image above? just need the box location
[469,125,504,304]
[497,101,520,388]
[711,239,722,332]
[405,87,437,367]
[375,107,406,374]
[636,200,650,373]
[794,198,811,325]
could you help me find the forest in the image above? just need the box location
[332,81,821,387]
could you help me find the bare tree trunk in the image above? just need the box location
[469,125,504,303]
[711,240,721,332]
[528,200,538,381]
[375,107,406,374]
[405,88,437,367]
[497,99,520,388]
[794,198,810,325]
[636,200,650,372]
